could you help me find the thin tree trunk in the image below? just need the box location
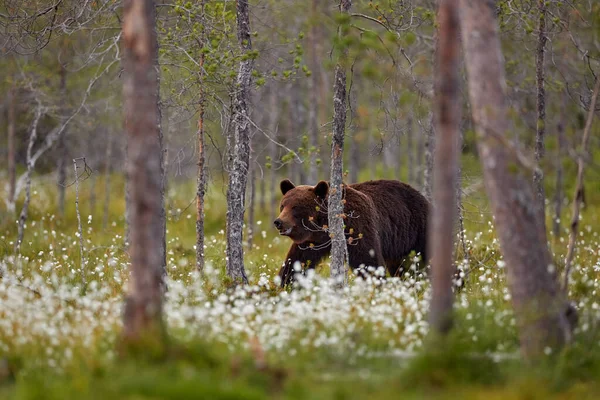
[416,116,425,184]
[196,3,207,274]
[292,81,306,184]
[552,94,566,239]
[423,112,435,202]
[7,86,16,214]
[328,0,352,288]
[533,0,547,222]
[162,103,170,196]
[460,0,573,359]
[121,0,166,350]
[103,130,113,229]
[196,86,207,274]
[57,64,68,217]
[349,79,360,183]
[247,160,256,247]
[225,0,254,285]
[73,158,87,290]
[259,158,266,214]
[407,115,414,184]
[368,131,376,180]
[268,88,278,226]
[89,140,97,214]
[563,78,600,291]
[429,0,461,335]
[15,105,44,254]
[307,0,320,184]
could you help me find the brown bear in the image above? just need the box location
[273,179,430,287]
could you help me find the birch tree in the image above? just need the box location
[429,0,461,335]
[459,0,573,359]
[328,0,352,287]
[225,0,254,285]
[7,86,17,214]
[121,0,166,349]
[196,0,207,274]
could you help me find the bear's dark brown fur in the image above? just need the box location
[274,179,430,286]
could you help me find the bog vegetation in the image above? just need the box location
[1,0,600,399]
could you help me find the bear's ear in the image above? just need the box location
[280,179,296,195]
[314,181,329,199]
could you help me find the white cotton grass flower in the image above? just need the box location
[2,224,600,373]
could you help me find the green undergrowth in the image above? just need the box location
[1,155,600,398]
[3,334,600,399]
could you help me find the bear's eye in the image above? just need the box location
[280,205,284,212]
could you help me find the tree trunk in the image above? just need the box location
[268,88,278,226]
[423,112,435,202]
[15,105,44,254]
[292,81,306,184]
[88,141,97,214]
[57,64,68,217]
[368,130,376,180]
[328,0,352,288]
[552,93,566,239]
[196,86,207,274]
[7,86,16,214]
[349,79,360,183]
[563,78,600,291]
[416,116,425,185]
[429,0,461,335]
[102,129,113,230]
[533,0,547,223]
[225,0,254,285]
[460,0,572,359]
[247,159,256,247]
[121,0,166,350]
[307,0,320,184]
[73,158,87,289]
[196,4,207,274]
[406,115,414,184]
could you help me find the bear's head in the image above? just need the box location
[274,179,329,244]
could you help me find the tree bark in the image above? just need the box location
[349,78,360,183]
[268,87,279,226]
[552,94,566,239]
[423,112,435,202]
[429,0,461,335]
[563,78,600,291]
[328,0,352,288]
[15,105,44,254]
[307,0,320,184]
[406,115,414,184]
[7,86,16,214]
[196,3,207,274]
[533,0,547,223]
[73,158,87,289]
[460,0,572,359]
[103,129,114,229]
[121,0,166,350]
[247,159,256,247]
[196,84,207,274]
[225,0,254,285]
[57,64,68,217]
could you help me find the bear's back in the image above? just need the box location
[349,179,430,260]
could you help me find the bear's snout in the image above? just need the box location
[273,219,283,229]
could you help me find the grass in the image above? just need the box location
[1,154,600,399]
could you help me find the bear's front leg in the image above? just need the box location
[278,243,329,287]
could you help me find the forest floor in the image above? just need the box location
[1,155,600,399]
